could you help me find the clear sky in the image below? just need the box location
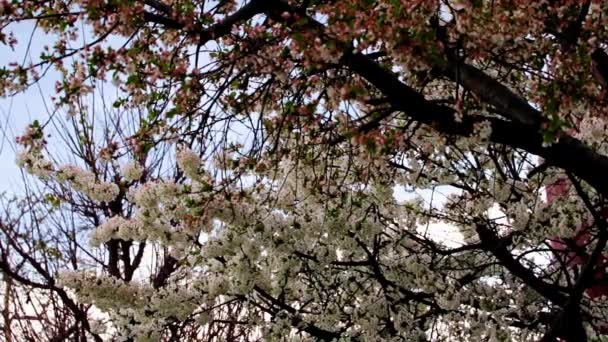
[0,21,56,194]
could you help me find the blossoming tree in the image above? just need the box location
[3,0,608,340]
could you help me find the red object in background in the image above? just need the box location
[586,255,608,300]
[545,179,608,300]
[546,178,569,204]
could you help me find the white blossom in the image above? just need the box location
[121,161,144,181]
[16,150,54,179]
[176,147,202,179]
[56,164,119,202]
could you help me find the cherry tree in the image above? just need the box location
[2,0,608,340]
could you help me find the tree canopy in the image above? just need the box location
[2,0,608,341]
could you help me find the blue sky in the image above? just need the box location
[0,20,128,194]
[0,21,57,194]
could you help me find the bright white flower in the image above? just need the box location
[121,161,144,181]
[90,216,145,246]
[88,182,120,203]
[57,164,119,202]
[90,217,120,247]
[16,150,54,179]
[89,319,107,335]
[57,164,95,185]
[176,147,201,179]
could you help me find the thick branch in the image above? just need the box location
[475,222,568,305]
[341,50,608,196]
[139,0,608,203]
[540,173,608,342]
[143,0,268,47]
[262,0,608,196]
[152,254,178,289]
[441,58,542,127]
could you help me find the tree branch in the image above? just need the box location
[441,57,542,127]
[474,221,568,306]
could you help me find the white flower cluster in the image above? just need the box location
[58,270,204,340]
[53,137,559,341]
[57,165,120,202]
[15,150,53,179]
[88,318,108,336]
[57,271,151,310]
[90,216,145,247]
[84,179,216,255]
[176,147,202,179]
[15,124,55,179]
[121,161,144,181]
[16,140,120,203]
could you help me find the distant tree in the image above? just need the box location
[3,0,608,341]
